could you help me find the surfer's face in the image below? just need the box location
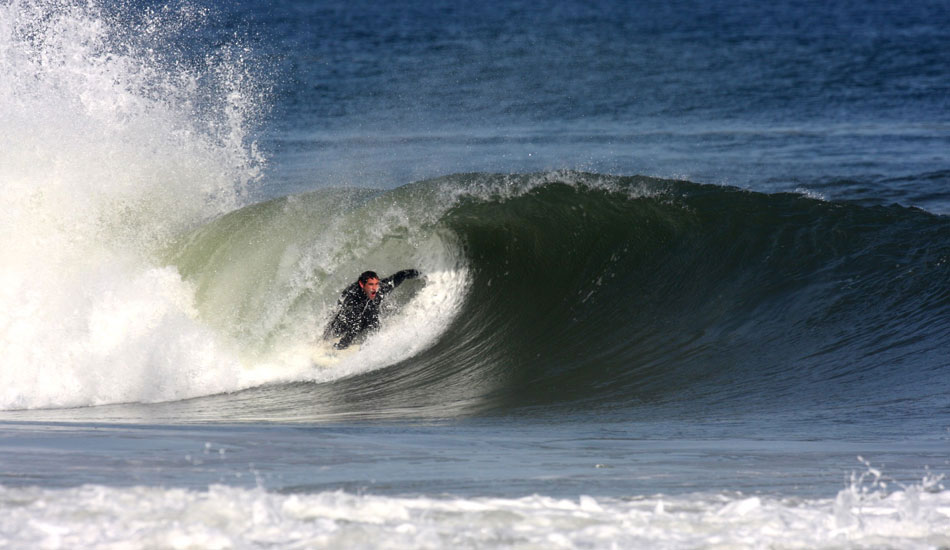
[360,278,381,299]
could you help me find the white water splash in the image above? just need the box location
[0,1,264,409]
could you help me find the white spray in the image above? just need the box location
[0,1,264,409]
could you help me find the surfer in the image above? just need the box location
[323,269,422,349]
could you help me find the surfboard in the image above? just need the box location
[309,340,360,368]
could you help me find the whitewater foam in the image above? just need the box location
[0,1,264,410]
[2,481,947,550]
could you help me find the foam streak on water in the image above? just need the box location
[2,481,948,550]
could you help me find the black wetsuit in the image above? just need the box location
[323,269,421,349]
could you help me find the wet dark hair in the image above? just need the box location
[358,271,379,284]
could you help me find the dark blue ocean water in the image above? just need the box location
[1,0,949,547]
[253,0,950,206]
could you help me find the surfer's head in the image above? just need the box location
[358,271,381,299]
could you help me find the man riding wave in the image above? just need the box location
[323,269,421,349]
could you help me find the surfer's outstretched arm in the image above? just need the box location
[380,269,421,293]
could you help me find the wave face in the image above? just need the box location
[442,176,950,408]
[274,173,949,422]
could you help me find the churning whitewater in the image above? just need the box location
[4,477,948,550]
[0,0,266,409]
